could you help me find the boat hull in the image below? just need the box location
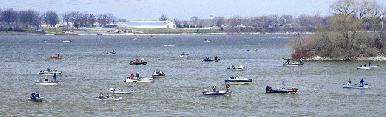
[36,82,58,85]
[28,98,43,102]
[202,90,231,96]
[124,78,153,83]
[225,79,252,85]
[342,84,369,89]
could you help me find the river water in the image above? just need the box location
[0,35,385,116]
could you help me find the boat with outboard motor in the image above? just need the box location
[342,79,369,89]
[203,56,220,62]
[265,86,298,94]
[227,65,244,71]
[35,74,59,85]
[106,50,116,54]
[203,39,211,43]
[123,72,153,83]
[202,85,232,96]
[109,88,132,94]
[282,58,304,66]
[152,70,166,78]
[28,92,44,102]
[95,92,122,101]
[225,75,252,85]
[37,68,62,75]
[49,54,63,60]
[129,58,147,65]
[179,52,189,58]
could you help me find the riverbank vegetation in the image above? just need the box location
[291,0,386,60]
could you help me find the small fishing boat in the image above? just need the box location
[106,50,116,54]
[163,44,175,47]
[95,93,122,101]
[109,88,132,94]
[37,68,62,75]
[225,75,252,85]
[179,52,189,58]
[62,40,71,43]
[35,74,59,85]
[28,92,44,102]
[342,84,369,89]
[265,86,298,94]
[203,56,220,62]
[123,72,153,83]
[203,39,211,43]
[202,85,231,96]
[152,70,166,78]
[49,54,63,60]
[342,79,369,89]
[357,65,377,70]
[227,65,244,71]
[129,58,147,65]
[356,66,372,70]
[282,58,304,66]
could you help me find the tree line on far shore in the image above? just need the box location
[2,8,382,34]
[0,9,117,32]
[291,0,386,59]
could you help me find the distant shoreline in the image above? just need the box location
[0,31,312,36]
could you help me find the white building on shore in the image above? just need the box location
[127,21,176,29]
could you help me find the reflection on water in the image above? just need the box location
[0,35,385,116]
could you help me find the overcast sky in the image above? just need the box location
[1,0,385,20]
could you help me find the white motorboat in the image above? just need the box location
[35,74,59,85]
[28,92,44,102]
[356,66,373,70]
[95,93,122,101]
[225,76,252,85]
[124,72,153,83]
[265,86,299,94]
[342,79,369,89]
[178,52,189,58]
[342,84,369,89]
[152,70,166,78]
[203,39,211,43]
[109,88,132,94]
[62,40,71,43]
[227,65,244,71]
[282,58,304,66]
[202,85,231,96]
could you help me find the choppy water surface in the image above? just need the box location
[0,35,385,116]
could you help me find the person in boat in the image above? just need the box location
[285,58,290,64]
[266,86,272,91]
[129,73,135,79]
[31,93,36,99]
[136,72,140,79]
[299,58,304,64]
[53,73,57,81]
[214,56,219,60]
[360,79,365,87]
[212,86,216,92]
[47,68,50,72]
[364,64,367,67]
[347,80,352,86]
[225,84,230,91]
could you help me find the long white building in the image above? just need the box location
[127,21,176,29]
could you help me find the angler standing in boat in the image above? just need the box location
[360,79,365,87]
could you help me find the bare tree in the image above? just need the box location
[18,10,40,29]
[159,14,169,21]
[43,11,59,27]
[0,9,17,25]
